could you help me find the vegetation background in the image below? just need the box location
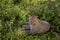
[0,0,60,40]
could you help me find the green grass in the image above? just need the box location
[0,0,60,40]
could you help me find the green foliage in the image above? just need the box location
[0,0,60,40]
